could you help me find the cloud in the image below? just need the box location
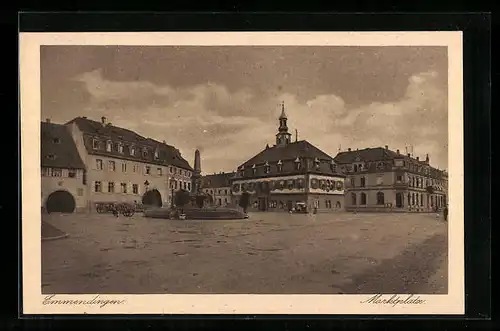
[74,69,448,173]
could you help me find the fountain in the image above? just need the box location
[144,149,248,220]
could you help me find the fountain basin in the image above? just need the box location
[144,207,248,220]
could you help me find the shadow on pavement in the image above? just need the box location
[339,234,448,294]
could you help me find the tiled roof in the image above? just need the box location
[334,147,402,164]
[66,116,193,171]
[239,140,334,168]
[41,122,86,169]
[201,172,235,188]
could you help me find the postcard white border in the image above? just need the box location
[20,31,464,315]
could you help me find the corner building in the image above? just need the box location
[231,103,345,213]
[41,120,87,213]
[201,172,235,207]
[334,146,448,212]
[65,116,193,212]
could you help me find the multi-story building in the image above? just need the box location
[231,103,345,213]
[65,116,193,211]
[201,172,235,206]
[334,146,448,212]
[41,120,87,213]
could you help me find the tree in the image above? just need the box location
[239,191,251,213]
[174,189,191,215]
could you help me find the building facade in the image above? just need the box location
[231,103,345,213]
[65,116,193,212]
[334,146,448,212]
[41,121,87,213]
[201,172,235,206]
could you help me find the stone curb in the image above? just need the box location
[41,233,69,242]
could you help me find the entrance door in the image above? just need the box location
[142,189,163,207]
[287,200,293,211]
[395,192,403,208]
[46,190,76,213]
[258,197,267,211]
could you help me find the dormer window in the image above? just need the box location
[118,143,124,154]
[154,149,159,159]
[46,154,56,160]
[130,145,136,156]
[52,138,60,144]
[264,161,270,174]
[330,160,337,173]
[142,148,148,158]
[314,158,320,169]
[239,165,245,177]
[294,157,301,170]
[106,141,112,152]
[252,164,257,175]
[277,160,283,172]
[92,139,99,149]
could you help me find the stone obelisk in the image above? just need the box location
[191,149,202,194]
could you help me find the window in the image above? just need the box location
[68,169,76,178]
[360,177,366,187]
[174,181,178,189]
[145,166,151,175]
[132,184,138,194]
[47,154,56,160]
[335,201,341,209]
[224,189,228,195]
[106,141,112,152]
[77,188,84,196]
[92,139,99,149]
[376,175,384,185]
[360,192,367,205]
[354,164,358,172]
[108,161,116,172]
[41,168,49,176]
[277,161,283,172]
[376,192,385,205]
[82,171,87,185]
[183,182,187,190]
[133,165,138,173]
[170,167,173,173]
[108,182,115,193]
[396,175,403,182]
[154,150,159,159]
[121,163,127,172]
[412,193,415,205]
[157,168,162,176]
[265,163,271,174]
[51,168,62,177]
[187,182,191,191]
[142,148,148,158]
[130,146,136,156]
[294,158,301,171]
[416,193,419,205]
[118,144,124,153]
[224,198,228,205]
[121,183,127,193]
[325,200,332,208]
[52,137,61,144]
[395,159,404,167]
[174,168,178,174]
[330,162,337,173]
[252,165,257,175]
[421,193,424,206]
[94,181,102,192]
[350,177,355,188]
[351,193,357,205]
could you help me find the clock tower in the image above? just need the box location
[275,101,292,147]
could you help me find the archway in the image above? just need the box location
[395,193,403,208]
[142,189,162,207]
[46,190,76,213]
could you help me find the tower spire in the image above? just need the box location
[276,101,291,147]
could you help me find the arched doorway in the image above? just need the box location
[46,190,76,213]
[142,189,162,207]
[396,193,403,208]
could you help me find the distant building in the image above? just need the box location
[231,103,345,213]
[201,172,235,206]
[64,116,192,211]
[41,120,87,213]
[334,146,448,212]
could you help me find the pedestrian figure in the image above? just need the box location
[443,205,448,222]
[112,203,119,217]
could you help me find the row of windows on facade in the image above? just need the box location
[349,174,445,189]
[95,159,190,177]
[350,192,445,207]
[93,181,140,194]
[204,188,230,196]
[232,178,344,193]
[239,159,337,176]
[42,167,78,178]
[92,139,157,159]
[346,160,444,178]
[244,199,341,210]
[408,175,444,189]
[170,180,191,191]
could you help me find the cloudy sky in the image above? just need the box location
[41,46,448,174]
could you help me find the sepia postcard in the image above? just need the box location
[19,31,464,315]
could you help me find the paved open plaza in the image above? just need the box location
[41,212,448,294]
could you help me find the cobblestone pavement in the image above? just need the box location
[41,212,448,294]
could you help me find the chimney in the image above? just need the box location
[396,149,400,154]
[162,140,166,144]
[101,116,107,125]
[348,148,351,152]
[426,153,430,163]
[385,145,388,150]
[45,118,50,123]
